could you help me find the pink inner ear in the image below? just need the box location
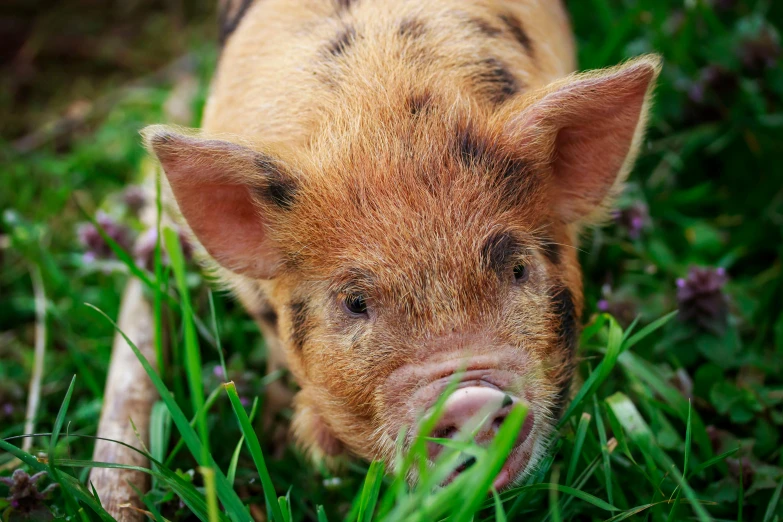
[172,179,277,277]
[553,94,647,220]
[151,132,283,279]
[513,60,658,223]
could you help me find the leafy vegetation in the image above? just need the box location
[1,0,782,520]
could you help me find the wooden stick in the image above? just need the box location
[89,278,158,521]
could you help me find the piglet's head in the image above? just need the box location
[145,56,660,488]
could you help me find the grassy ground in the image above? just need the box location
[2,0,783,520]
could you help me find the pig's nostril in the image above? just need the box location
[491,413,507,433]
[502,394,513,408]
[454,455,477,474]
[431,426,458,440]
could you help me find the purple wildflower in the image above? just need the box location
[122,185,147,214]
[676,266,729,332]
[133,227,194,270]
[739,24,781,75]
[711,0,737,11]
[596,283,637,326]
[133,228,158,270]
[683,65,739,124]
[615,201,650,239]
[0,469,57,516]
[77,211,134,261]
[727,456,755,488]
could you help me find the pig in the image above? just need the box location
[143,0,660,489]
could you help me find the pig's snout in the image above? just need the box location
[426,386,534,465]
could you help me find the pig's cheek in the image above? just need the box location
[291,392,345,460]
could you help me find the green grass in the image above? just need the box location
[2,0,783,520]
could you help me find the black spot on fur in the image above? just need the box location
[408,91,434,116]
[481,232,522,275]
[334,0,357,12]
[152,133,173,147]
[253,155,297,210]
[499,13,534,56]
[551,287,578,355]
[218,0,254,46]
[258,307,278,334]
[289,300,311,352]
[550,286,578,419]
[496,156,535,186]
[327,26,356,56]
[540,238,561,265]
[399,17,426,38]
[266,174,298,210]
[475,58,520,104]
[455,123,492,167]
[453,122,536,201]
[469,17,502,37]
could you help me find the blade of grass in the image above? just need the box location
[165,385,222,467]
[224,381,284,522]
[154,169,165,375]
[87,303,249,521]
[763,479,782,522]
[499,483,619,512]
[667,400,693,522]
[317,505,329,522]
[130,482,167,522]
[621,311,678,353]
[208,290,228,379]
[376,370,464,518]
[687,447,739,478]
[550,466,562,522]
[605,392,712,522]
[357,461,384,522]
[566,412,592,485]
[150,401,171,490]
[451,404,528,522]
[61,458,220,522]
[228,397,259,486]
[164,226,218,519]
[738,451,744,522]
[594,397,613,507]
[558,317,623,428]
[492,488,507,522]
[278,493,292,522]
[620,316,641,345]
[618,351,713,461]
[47,376,88,522]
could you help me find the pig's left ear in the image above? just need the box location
[504,55,661,224]
[142,125,295,279]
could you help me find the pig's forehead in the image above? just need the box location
[294,115,544,224]
[282,175,541,280]
[276,103,549,272]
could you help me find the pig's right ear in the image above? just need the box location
[142,125,294,279]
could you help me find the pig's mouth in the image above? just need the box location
[401,370,542,490]
[423,387,539,490]
[381,352,555,489]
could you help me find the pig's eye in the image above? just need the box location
[513,263,529,283]
[342,293,368,316]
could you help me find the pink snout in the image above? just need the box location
[427,386,534,462]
